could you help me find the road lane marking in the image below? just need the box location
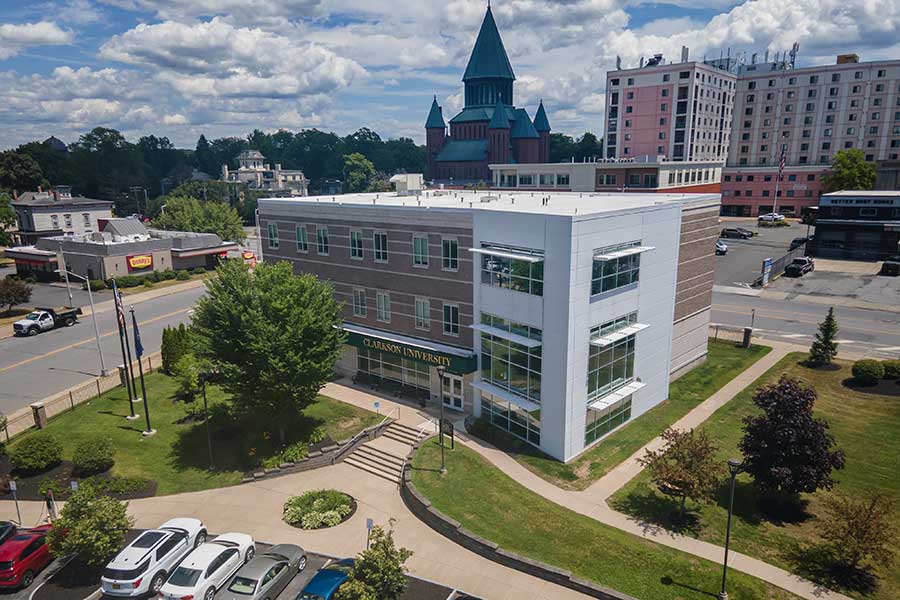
[0,308,191,374]
[713,306,900,337]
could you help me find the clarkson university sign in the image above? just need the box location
[345,331,476,374]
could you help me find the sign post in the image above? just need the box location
[9,480,21,525]
[366,518,374,550]
[761,257,774,287]
[374,401,380,416]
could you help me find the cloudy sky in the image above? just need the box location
[2,0,900,150]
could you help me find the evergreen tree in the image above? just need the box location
[808,307,839,367]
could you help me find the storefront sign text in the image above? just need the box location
[127,254,153,270]
[363,337,452,367]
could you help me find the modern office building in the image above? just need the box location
[257,187,719,462]
[808,191,900,260]
[6,217,238,281]
[722,55,900,216]
[425,5,552,183]
[489,157,723,194]
[604,50,736,163]
[10,185,113,245]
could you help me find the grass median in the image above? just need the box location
[468,340,771,490]
[411,439,800,600]
[7,371,381,496]
[611,354,900,599]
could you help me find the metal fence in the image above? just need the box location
[3,352,162,441]
[755,246,807,286]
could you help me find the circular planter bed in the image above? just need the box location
[283,489,357,530]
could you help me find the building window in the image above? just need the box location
[64,214,72,228]
[374,231,388,262]
[442,238,459,270]
[267,222,279,249]
[480,313,542,403]
[296,225,308,252]
[82,213,90,227]
[443,303,459,336]
[352,288,366,317]
[480,243,544,296]
[591,241,642,295]
[413,235,429,267]
[316,226,329,255]
[376,292,390,323]
[358,349,430,392]
[415,298,430,330]
[51,214,59,229]
[350,229,363,259]
[587,314,637,402]
[481,393,541,446]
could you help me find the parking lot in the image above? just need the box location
[715,218,813,286]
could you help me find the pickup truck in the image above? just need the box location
[784,257,815,277]
[13,308,83,336]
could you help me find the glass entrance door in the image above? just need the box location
[442,374,464,411]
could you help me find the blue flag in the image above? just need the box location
[130,310,144,358]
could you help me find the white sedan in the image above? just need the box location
[758,212,786,222]
[159,533,255,600]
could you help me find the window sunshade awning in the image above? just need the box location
[590,323,650,347]
[469,247,543,263]
[588,381,646,411]
[471,380,541,412]
[593,246,655,261]
[471,323,542,348]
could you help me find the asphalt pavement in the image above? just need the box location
[715,218,814,286]
[0,286,204,415]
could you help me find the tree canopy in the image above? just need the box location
[343,153,376,193]
[823,148,876,192]
[0,278,32,315]
[0,150,47,194]
[334,525,412,600]
[46,485,133,566]
[739,376,845,497]
[190,260,345,439]
[152,195,246,242]
[0,193,16,246]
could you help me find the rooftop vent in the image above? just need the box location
[480,195,499,203]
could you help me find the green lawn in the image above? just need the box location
[10,372,381,496]
[610,354,900,599]
[468,340,771,490]
[412,440,799,600]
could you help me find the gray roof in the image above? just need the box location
[12,192,113,208]
[102,218,148,237]
[147,229,224,249]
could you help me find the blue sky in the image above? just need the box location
[1,0,900,151]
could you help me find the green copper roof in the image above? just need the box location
[489,99,510,129]
[463,6,515,82]
[425,96,445,128]
[533,100,551,132]
[435,140,489,163]
[448,105,514,124]
[510,108,539,139]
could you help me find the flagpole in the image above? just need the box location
[119,293,140,415]
[130,306,155,436]
[111,280,138,420]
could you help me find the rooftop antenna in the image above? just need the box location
[616,55,622,70]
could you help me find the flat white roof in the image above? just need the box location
[258,190,718,219]
[822,190,900,197]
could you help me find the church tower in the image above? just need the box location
[425,96,446,179]
[462,5,516,108]
[533,100,552,163]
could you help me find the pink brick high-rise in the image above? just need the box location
[425,5,551,183]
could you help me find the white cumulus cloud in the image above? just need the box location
[0,21,73,59]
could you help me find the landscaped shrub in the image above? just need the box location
[10,432,63,473]
[262,441,310,469]
[83,279,107,291]
[175,270,190,280]
[142,278,154,288]
[72,435,115,476]
[190,267,207,275]
[108,275,140,288]
[881,359,900,380]
[160,270,178,281]
[283,489,353,529]
[851,359,884,386]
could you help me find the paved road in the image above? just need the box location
[715,219,813,286]
[711,291,900,359]
[0,286,204,415]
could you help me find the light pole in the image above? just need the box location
[57,242,73,307]
[718,458,744,600]
[199,372,215,470]
[54,269,108,376]
[436,365,447,474]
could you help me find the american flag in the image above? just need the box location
[131,309,144,358]
[778,150,786,180]
[111,279,126,332]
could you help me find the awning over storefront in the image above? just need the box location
[470,380,541,413]
[343,323,477,374]
[588,381,646,411]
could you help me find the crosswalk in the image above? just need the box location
[751,328,900,359]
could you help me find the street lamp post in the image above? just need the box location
[54,269,108,376]
[199,372,215,470]
[436,365,447,474]
[57,243,73,308]
[718,458,744,600]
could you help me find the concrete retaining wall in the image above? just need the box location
[400,437,638,600]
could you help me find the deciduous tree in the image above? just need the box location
[739,376,845,497]
[152,195,245,242]
[0,193,16,246]
[343,153,375,193]
[46,486,133,566]
[191,260,345,441]
[334,525,412,600]
[0,150,47,193]
[818,493,898,572]
[808,307,839,367]
[638,428,724,518]
[0,278,32,315]
[823,148,876,192]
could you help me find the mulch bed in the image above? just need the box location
[0,457,157,501]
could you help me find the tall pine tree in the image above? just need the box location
[808,307,839,367]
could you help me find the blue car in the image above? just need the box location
[296,559,354,600]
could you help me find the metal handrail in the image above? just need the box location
[331,406,399,464]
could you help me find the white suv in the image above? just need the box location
[101,518,206,597]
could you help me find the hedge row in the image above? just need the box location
[82,268,206,291]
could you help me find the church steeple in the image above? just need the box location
[533,100,551,132]
[462,5,515,108]
[425,95,445,129]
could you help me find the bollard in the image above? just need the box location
[30,402,48,429]
[742,327,752,348]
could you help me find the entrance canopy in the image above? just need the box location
[343,323,477,374]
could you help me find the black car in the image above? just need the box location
[789,236,812,250]
[720,227,753,240]
[784,257,815,277]
[880,256,900,276]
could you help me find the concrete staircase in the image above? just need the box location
[343,422,425,483]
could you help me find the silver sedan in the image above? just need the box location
[217,544,307,600]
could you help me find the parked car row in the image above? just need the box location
[0,521,53,589]
[101,518,353,600]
